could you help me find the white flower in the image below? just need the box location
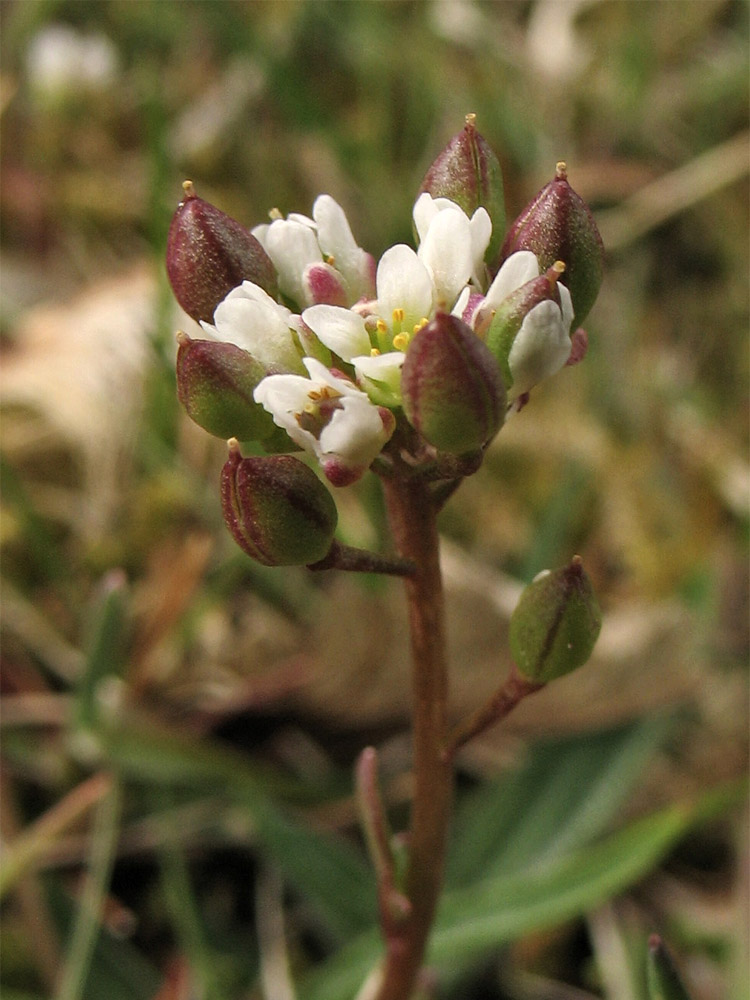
[478,252,575,401]
[201,281,304,373]
[414,193,491,302]
[313,195,375,303]
[252,197,375,309]
[375,244,435,337]
[257,218,322,307]
[254,357,395,486]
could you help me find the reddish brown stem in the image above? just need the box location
[373,476,452,1000]
[443,663,544,762]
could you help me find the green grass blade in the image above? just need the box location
[447,716,672,887]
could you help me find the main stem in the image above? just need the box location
[376,476,452,1000]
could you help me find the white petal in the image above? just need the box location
[468,207,492,279]
[413,192,440,243]
[418,208,473,309]
[484,250,540,310]
[559,282,574,333]
[253,373,318,451]
[264,219,321,306]
[302,304,371,361]
[319,395,386,462]
[313,195,357,259]
[212,282,301,371]
[507,299,570,398]
[376,245,434,329]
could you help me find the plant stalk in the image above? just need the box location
[374,475,453,1000]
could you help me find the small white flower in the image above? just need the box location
[375,245,434,337]
[313,195,375,303]
[254,357,395,486]
[477,251,575,401]
[507,297,573,398]
[202,281,304,373]
[414,193,491,298]
[260,218,322,307]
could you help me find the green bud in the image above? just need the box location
[418,113,506,263]
[167,181,277,323]
[176,332,287,445]
[496,162,604,328]
[401,312,506,454]
[509,556,601,684]
[221,442,337,566]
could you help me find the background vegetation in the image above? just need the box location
[1,2,747,999]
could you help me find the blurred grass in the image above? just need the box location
[1,1,748,998]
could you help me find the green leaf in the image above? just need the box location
[299,784,740,1000]
[447,717,672,888]
[91,715,376,942]
[647,935,694,1000]
[47,880,160,1000]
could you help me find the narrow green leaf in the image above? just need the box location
[74,572,128,731]
[93,716,375,941]
[647,935,693,1000]
[55,777,123,1000]
[300,786,737,1000]
[447,717,672,888]
[47,880,160,1000]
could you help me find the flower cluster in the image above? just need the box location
[167,116,603,565]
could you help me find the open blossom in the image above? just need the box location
[254,357,396,487]
[200,280,305,373]
[480,250,575,401]
[252,195,376,309]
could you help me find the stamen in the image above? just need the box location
[370,348,381,356]
[392,308,405,324]
[393,333,409,352]
[376,319,388,335]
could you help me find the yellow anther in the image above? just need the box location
[269,207,283,220]
[414,318,429,333]
[370,347,381,356]
[392,307,405,324]
[393,333,409,352]
[376,319,388,335]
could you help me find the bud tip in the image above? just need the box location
[555,161,568,180]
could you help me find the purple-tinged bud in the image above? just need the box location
[418,113,506,263]
[221,441,337,566]
[303,262,349,306]
[509,556,601,684]
[176,332,286,444]
[167,181,277,323]
[497,162,604,328]
[485,261,572,398]
[401,312,506,454]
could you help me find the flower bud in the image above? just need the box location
[509,556,601,684]
[485,260,572,398]
[176,332,288,444]
[167,181,277,323]
[496,162,604,328]
[401,312,506,454]
[221,442,337,566]
[418,114,506,264]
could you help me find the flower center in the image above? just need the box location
[296,386,344,440]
